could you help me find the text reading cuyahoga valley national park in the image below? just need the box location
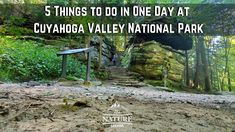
[34,6,204,34]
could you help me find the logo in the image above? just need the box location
[102,101,133,128]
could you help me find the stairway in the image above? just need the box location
[105,66,147,88]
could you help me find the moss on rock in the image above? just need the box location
[129,41,184,89]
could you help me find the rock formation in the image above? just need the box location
[129,41,185,89]
[90,36,115,65]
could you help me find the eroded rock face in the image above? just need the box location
[129,41,184,88]
[90,36,115,65]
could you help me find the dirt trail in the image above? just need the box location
[0,67,234,131]
[103,66,235,108]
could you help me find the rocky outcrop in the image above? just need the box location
[129,41,185,89]
[90,36,115,66]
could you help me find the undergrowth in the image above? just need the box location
[0,36,93,82]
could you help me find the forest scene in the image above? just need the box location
[0,0,235,131]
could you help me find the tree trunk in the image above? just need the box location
[193,36,212,92]
[98,37,103,69]
[185,50,190,87]
[85,36,91,48]
[85,36,91,59]
[198,36,211,92]
[227,68,232,91]
[215,58,221,91]
[193,38,200,89]
[207,45,213,88]
[224,38,232,91]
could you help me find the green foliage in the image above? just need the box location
[0,25,33,36]
[0,16,33,36]
[0,36,92,82]
[7,16,27,26]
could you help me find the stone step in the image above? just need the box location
[106,66,147,88]
[117,80,139,84]
[113,82,147,88]
[110,76,134,80]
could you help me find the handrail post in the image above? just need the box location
[86,51,91,81]
[61,55,67,78]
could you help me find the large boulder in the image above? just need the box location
[129,41,184,88]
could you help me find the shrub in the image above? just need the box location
[0,36,92,82]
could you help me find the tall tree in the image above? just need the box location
[185,50,190,87]
[194,36,211,92]
[221,37,232,91]
[199,36,211,92]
